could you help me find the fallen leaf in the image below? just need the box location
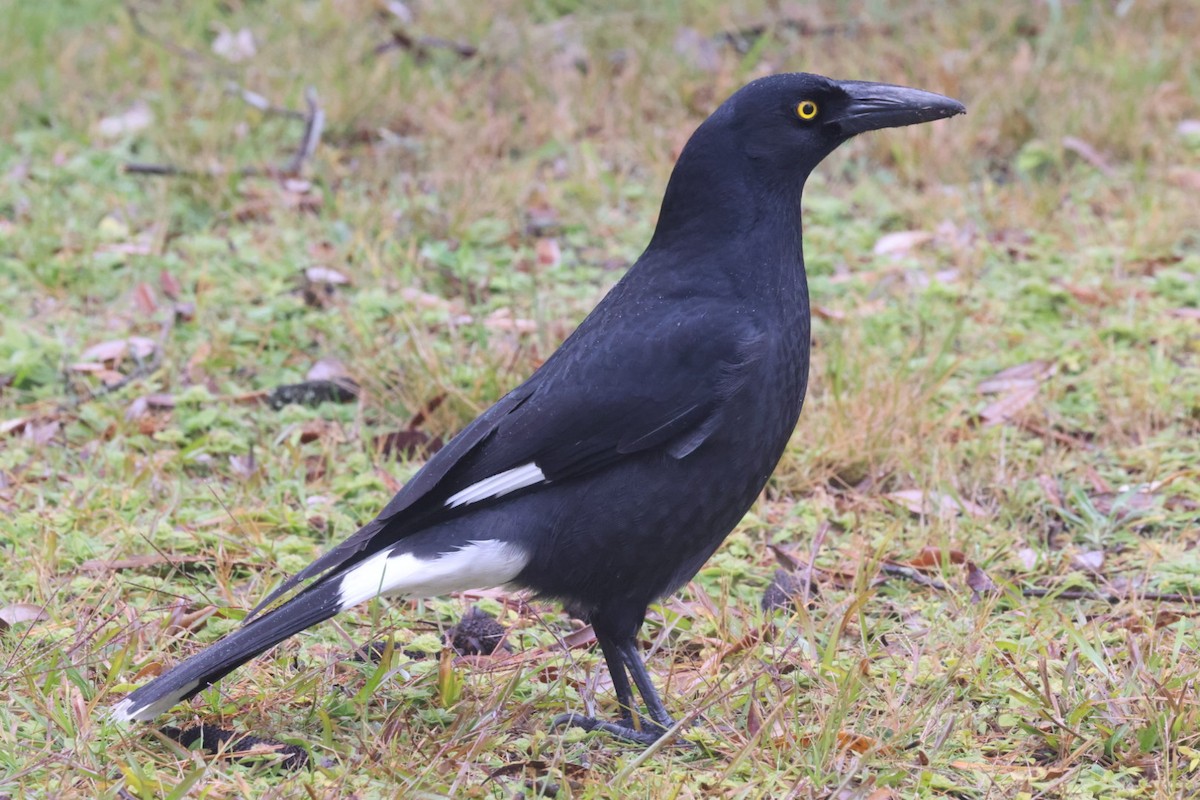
[1089,488,1160,517]
[132,282,158,315]
[80,336,156,364]
[305,266,350,285]
[132,661,164,681]
[813,305,846,321]
[1167,168,1200,192]
[535,237,561,267]
[1062,135,1115,176]
[1169,308,1200,320]
[0,603,49,631]
[873,230,934,259]
[306,358,349,383]
[979,381,1040,426]
[96,102,153,138]
[1072,550,1105,572]
[160,269,182,299]
[374,429,444,460]
[1,417,28,436]
[24,419,60,446]
[977,360,1055,394]
[484,308,537,334]
[1038,474,1064,508]
[886,489,988,519]
[904,546,967,570]
[965,562,999,601]
[1016,547,1040,570]
[212,26,257,62]
[229,452,257,480]
[797,731,883,754]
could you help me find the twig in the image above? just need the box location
[801,521,829,606]
[124,2,215,67]
[374,30,478,59]
[224,81,306,120]
[282,87,325,176]
[879,562,949,591]
[125,88,323,180]
[1017,418,1093,449]
[1022,587,1197,604]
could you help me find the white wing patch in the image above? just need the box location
[337,540,529,612]
[445,463,546,508]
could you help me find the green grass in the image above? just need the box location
[2,0,1199,797]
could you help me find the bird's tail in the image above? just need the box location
[110,580,343,724]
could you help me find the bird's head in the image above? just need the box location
[713,72,966,175]
[650,72,964,252]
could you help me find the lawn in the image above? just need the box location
[2,1,1199,797]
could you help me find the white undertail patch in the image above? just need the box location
[445,463,546,508]
[337,539,529,611]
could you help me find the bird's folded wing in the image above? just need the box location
[249,312,765,617]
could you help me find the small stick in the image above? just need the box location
[1022,587,1197,604]
[282,87,325,176]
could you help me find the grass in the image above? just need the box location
[1,0,1199,797]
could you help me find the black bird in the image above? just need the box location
[112,73,964,744]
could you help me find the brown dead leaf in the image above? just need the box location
[873,230,934,259]
[1016,547,1040,570]
[979,381,1040,426]
[535,237,561,267]
[374,429,444,460]
[1089,487,1160,517]
[229,452,257,480]
[160,269,182,299]
[1,417,28,436]
[1167,167,1200,192]
[0,603,49,631]
[886,489,987,519]
[797,731,883,754]
[484,308,537,334]
[164,604,218,637]
[1062,136,1115,176]
[965,561,999,601]
[1038,474,1064,508]
[212,26,257,62]
[132,661,164,681]
[24,419,60,446]
[132,282,158,315]
[1071,550,1105,573]
[80,336,156,364]
[96,102,153,138]
[813,305,846,321]
[977,360,1055,394]
[306,358,349,383]
[1058,281,1107,306]
[904,546,967,571]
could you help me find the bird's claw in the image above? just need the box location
[550,712,675,747]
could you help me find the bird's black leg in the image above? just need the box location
[551,630,675,746]
[616,637,676,730]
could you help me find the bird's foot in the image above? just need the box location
[551,712,673,746]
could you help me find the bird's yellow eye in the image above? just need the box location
[796,100,819,120]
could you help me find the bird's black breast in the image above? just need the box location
[514,263,811,624]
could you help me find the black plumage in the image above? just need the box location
[112,73,964,744]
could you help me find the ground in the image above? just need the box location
[1,1,1199,798]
